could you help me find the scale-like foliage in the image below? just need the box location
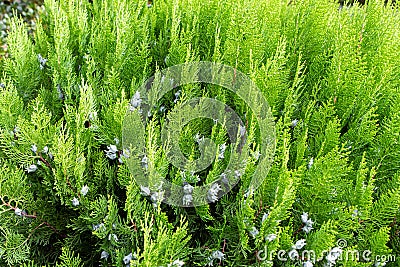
[0,0,399,266]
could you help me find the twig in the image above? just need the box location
[0,196,66,238]
[293,223,304,238]
[254,199,266,220]
[131,219,138,232]
[39,153,52,169]
[232,68,237,86]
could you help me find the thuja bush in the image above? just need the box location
[1,0,400,266]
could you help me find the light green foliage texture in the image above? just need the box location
[0,0,399,266]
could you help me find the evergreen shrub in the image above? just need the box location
[0,0,400,266]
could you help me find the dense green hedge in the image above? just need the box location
[0,0,400,266]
